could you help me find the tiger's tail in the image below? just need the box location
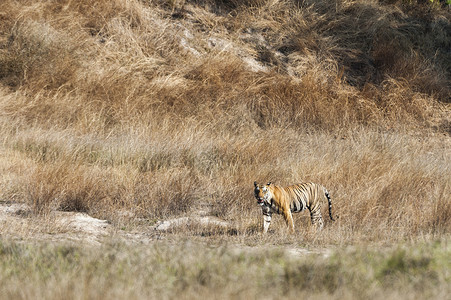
[324,188,337,221]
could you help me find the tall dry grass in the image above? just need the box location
[0,0,450,243]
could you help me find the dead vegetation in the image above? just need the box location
[0,0,450,245]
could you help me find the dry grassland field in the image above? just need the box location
[0,0,450,299]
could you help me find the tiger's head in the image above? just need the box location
[254,181,273,206]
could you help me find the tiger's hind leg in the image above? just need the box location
[309,210,324,230]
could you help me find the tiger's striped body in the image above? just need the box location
[254,181,336,233]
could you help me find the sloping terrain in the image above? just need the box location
[0,0,450,244]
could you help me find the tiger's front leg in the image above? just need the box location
[282,209,295,233]
[262,206,272,233]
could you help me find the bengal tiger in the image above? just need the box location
[254,181,336,233]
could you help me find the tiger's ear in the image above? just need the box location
[254,181,258,187]
[267,182,271,186]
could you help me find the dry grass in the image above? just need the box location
[0,0,450,246]
[0,239,449,299]
[0,1,450,298]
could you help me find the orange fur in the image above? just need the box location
[254,181,335,233]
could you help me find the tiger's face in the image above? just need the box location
[254,182,272,206]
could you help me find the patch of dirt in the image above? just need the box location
[154,216,230,231]
[0,201,232,245]
[0,202,31,218]
[0,202,112,245]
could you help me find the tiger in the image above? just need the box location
[253,181,336,233]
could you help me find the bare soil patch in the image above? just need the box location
[0,201,111,245]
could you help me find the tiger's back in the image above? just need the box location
[285,183,318,212]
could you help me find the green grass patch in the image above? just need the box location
[0,239,449,299]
